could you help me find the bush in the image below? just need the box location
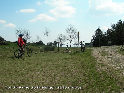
[43,45,55,51]
[35,41,45,46]
[0,42,8,45]
[0,36,4,42]
[0,36,7,45]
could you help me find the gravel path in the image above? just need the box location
[92,46,124,90]
[92,46,124,75]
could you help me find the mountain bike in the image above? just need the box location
[14,45,32,58]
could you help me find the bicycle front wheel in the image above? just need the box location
[14,49,22,58]
[27,48,33,57]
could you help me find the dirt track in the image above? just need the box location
[92,46,124,90]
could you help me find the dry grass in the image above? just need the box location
[0,44,121,93]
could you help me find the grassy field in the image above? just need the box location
[0,44,121,93]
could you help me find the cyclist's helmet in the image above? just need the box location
[18,34,24,37]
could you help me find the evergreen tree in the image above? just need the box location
[92,20,124,47]
[92,28,103,47]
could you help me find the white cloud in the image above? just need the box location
[29,14,56,22]
[0,20,6,24]
[0,19,16,28]
[89,0,124,16]
[37,1,42,6]
[50,6,75,18]
[5,23,16,28]
[19,9,36,13]
[46,0,75,18]
[45,0,69,7]
[30,0,75,23]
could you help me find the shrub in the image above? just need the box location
[0,36,7,45]
[43,45,55,51]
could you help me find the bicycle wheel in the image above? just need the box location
[82,47,85,52]
[27,48,32,57]
[14,49,22,58]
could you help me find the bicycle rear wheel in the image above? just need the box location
[27,48,32,57]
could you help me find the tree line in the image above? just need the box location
[35,24,78,47]
[0,24,79,47]
[2,19,124,47]
[91,20,124,47]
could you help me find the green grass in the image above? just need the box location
[0,44,121,93]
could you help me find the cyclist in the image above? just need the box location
[80,41,85,52]
[18,34,26,53]
[66,44,69,52]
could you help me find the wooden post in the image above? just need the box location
[57,42,59,52]
[78,32,79,46]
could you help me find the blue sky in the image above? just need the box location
[0,0,124,44]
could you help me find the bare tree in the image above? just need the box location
[23,30,31,41]
[66,25,78,47]
[42,27,50,45]
[43,27,49,37]
[16,28,31,42]
[56,34,66,47]
[16,28,23,36]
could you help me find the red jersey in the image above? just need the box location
[18,37,25,47]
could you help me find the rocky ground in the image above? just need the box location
[92,46,124,91]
